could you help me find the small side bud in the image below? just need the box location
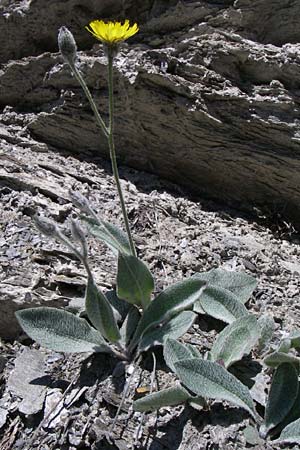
[34,215,58,237]
[58,26,77,65]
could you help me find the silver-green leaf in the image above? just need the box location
[133,384,191,412]
[129,278,206,351]
[138,311,196,352]
[194,269,257,303]
[275,388,300,435]
[194,286,249,324]
[289,330,300,350]
[210,315,261,368]
[260,363,299,438]
[119,306,141,346]
[186,343,202,358]
[277,418,300,445]
[85,277,121,343]
[264,352,300,369]
[164,338,196,373]
[16,307,111,353]
[257,314,276,353]
[81,215,131,255]
[117,253,154,308]
[174,358,256,418]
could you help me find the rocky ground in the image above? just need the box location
[0,129,300,449]
[1,0,300,226]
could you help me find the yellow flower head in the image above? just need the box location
[86,19,139,45]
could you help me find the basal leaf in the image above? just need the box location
[275,389,300,435]
[16,307,111,353]
[194,286,249,324]
[277,418,300,445]
[164,338,195,373]
[186,343,202,358]
[85,276,121,343]
[119,306,141,346]
[210,315,260,368]
[81,215,131,255]
[289,330,300,350]
[194,269,257,303]
[129,278,206,351]
[260,363,299,438]
[138,311,196,352]
[264,352,300,369]
[105,289,130,322]
[278,338,292,353]
[133,384,191,412]
[117,253,154,308]
[174,358,256,418]
[257,314,276,353]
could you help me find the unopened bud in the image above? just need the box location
[34,215,58,237]
[70,219,86,244]
[70,219,88,258]
[69,190,91,214]
[58,26,77,65]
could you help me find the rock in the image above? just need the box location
[7,347,48,415]
[280,260,300,275]
[0,1,300,228]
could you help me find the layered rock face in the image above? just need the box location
[1,0,300,226]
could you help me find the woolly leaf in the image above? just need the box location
[164,338,195,373]
[194,286,249,324]
[81,215,131,255]
[260,363,299,438]
[105,289,130,322]
[275,389,300,435]
[85,276,120,343]
[138,311,196,352]
[257,314,276,353]
[264,352,300,369]
[210,315,260,368]
[174,358,256,418]
[117,253,154,308]
[186,344,202,358]
[289,330,300,350]
[278,338,292,353]
[133,384,191,412]
[119,306,141,346]
[194,269,257,303]
[129,278,206,351]
[16,307,111,353]
[277,418,300,445]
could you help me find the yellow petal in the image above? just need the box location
[86,19,139,45]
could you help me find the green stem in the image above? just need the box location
[56,230,92,279]
[107,54,136,256]
[71,63,109,138]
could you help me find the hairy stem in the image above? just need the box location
[107,54,136,256]
[71,63,109,138]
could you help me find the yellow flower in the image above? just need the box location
[86,19,139,45]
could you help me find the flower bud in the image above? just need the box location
[70,219,86,244]
[34,215,58,237]
[58,26,77,65]
[69,190,91,214]
[70,219,88,258]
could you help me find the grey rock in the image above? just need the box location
[0,407,8,429]
[0,1,299,227]
[7,347,47,415]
